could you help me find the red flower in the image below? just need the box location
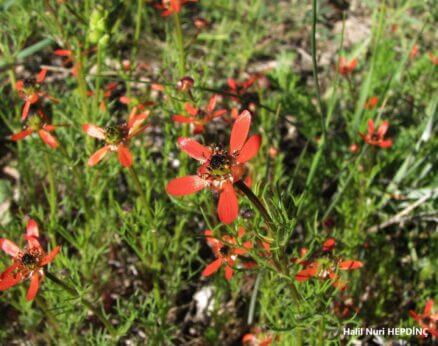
[172,95,227,134]
[428,52,438,65]
[364,96,379,110]
[295,239,363,290]
[0,219,60,301]
[16,69,49,121]
[202,228,252,281]
[10,111,59,149]
[227,76,259,102]
[166,110,261,224]
[409,44,419,59]
[359,119,393,148]
[83,107,149,167]
[155,0,197,17]
[242,331,273,346]
[322,238,336,252]
[54,49,80,77]
[338,57,357,75]
[409,300,438,339]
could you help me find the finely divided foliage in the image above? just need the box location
[0,0,436,344]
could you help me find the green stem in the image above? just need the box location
[173,12,186,76]
[45,271,117,338]
[130,0,143,83]
[234,180,273,229]
[127,166,160,302]
[127,165,152,220]
[43,150,56,233]
[235,181,303,306]
[311,0,326,138]
[323,146,368,219]
[247,271,262,324]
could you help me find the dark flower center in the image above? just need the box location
[371,133,380,141]
[21,253,37,266]
[219,245,230,256]
[23,78,37,88]
[105,125,127,144]
[28,114,43,130]
[210,154,226,170]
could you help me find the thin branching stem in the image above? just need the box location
[45,271,117,338]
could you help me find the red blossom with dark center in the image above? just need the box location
[10,110,59,149]
[0,219,60,301]
[172,95,227,134]
[16,69,50,121]
[166,110,262,224]
[359,119,393,148]
[227,75,260,103]
[409,300,438,339]
[155,0,197,16]
[202,228,252,281]
[294,239,363,290]
[83,107,149,167]
[338,57,357,75]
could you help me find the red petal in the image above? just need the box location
[166,176,208,196]
[0,239,20,257]
[185,103,198,116]
[228,78,237,90]
[82,124,106,139]
[26,273,40,301]
[36,69,48,83]
[295,267,318,282]
[21,101,31,121]
[230,110,251,153]
[119,96,131,104]
[217,182,239,224]
[424,299,434,315]
[41,246,61,266]
[338,260,363,270]
[43,124,56,132]
[377,121,389,137]
[54,49,72,56]
[224,265,234,281]
[207,95,217,112]
[128,113,149,133]
[26,219,39,239]
[0,271,22,290]
[11,129,33,141]
[16,80,24,91]
[409,310,420,321]
[172,115,195,123]
[88,146,110,166]
[178,137,212,162]
[211,109,227,118]
[367,119,375,135]
[379,139,393,148]
[117,145,133,167]
[236,134,261,163]
[322,238,336,252]
[202,258,223,277]
[38,130,59,149]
